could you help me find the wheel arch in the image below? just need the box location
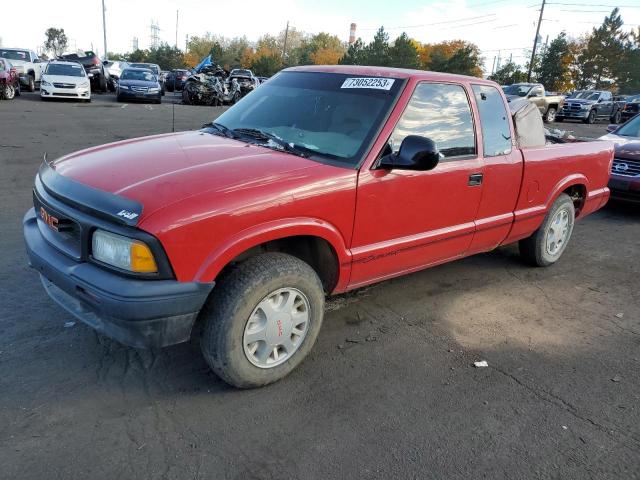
[194,218,352,293]
[547,175,589,217]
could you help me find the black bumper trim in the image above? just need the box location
[24,209,214,348]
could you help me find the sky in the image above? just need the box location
[1,0,639,74]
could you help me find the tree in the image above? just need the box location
[339,39,365,65]
[577,8,628,89]
[43,28,68,57]
[421,40,483,77]
[127,49,148,63]
[389,33,420,69]
[364,27,390,66]
[536,32,573,91]
[489,61,527,85]
[145,43,185,70]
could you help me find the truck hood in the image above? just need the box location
[565,99,596,105]
[51,131,322,221]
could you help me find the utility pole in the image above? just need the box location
[185,34,189,53]
[282,21,289,62]
[491,55,496,75]
[527,0,545,82]
[175,10,179,48]
[102,0,108,59]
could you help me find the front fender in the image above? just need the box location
[193,217,352,291]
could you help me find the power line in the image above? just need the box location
[358,14,497,31]
[546,2,640,7]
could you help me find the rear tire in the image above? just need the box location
[27,74,35,92]
[200,253,325,388]
[519,193,575,267]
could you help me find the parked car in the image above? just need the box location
[103,60,129,81]
[128,63,165,95]
[600,110,640,145]
[620,94,640,123]
[40,61,91,102]
[24,66,612,388]
[165,69,190,91]
[608,141,640,203]
[229,68,259,97]
[0,48,42,91]
[116,67,162,103]
[0,58,21,100]
[502,83,564,123]
[557,90,622,124]
[60,51,111,93]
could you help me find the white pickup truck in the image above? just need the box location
[0,48,42,91]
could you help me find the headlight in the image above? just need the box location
[41,79,52,86]
[92,230,157,273]
[582,105,590,110]
[148,87,160,92]
[79,81,90,88]
[119,85,129,90]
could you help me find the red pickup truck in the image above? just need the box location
[24,66,612,388]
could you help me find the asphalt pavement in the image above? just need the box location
[1,92,638,480]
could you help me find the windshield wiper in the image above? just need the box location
[202,122,238,139]
[232,128,309,158]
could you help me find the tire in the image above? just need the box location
[611,110,622,124]
[15,82,20,96]
[200,253,325,388]
[544,107,557,123]
[1,84,15,100]
[519,193,575,267]
[99,73,107,93]
[116,94,123,102]
[584,110,596,124]
[555,117,563,122]
[27,74,35,92]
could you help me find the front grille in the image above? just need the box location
[53,83,76,89]
[33,191,82,259]
[131,86,148,92]
[562,103,584,112]
[52,92,79,97]
[611,157,640,177]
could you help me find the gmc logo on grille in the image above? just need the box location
[40,206,59,231]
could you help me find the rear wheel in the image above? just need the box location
[200,253,325,388]
[611,110,622,124]
[99,73,107,93]
[544,107,557,123]
[519,193,575,267]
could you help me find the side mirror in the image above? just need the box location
[528,92,539,98]
[33,58,40,63]
[606,124,617,133]
[597,98,604,103]
[378,136,441,171]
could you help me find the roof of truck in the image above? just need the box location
[285,65,496,85]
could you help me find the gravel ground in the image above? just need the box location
[1,92,638,480]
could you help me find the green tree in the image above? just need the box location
[389,33,420,69]
[364,27,390,66]
[536,32,572,91]
[339,39,365,65]
[250,53,283,77]
[43,28,68,57]
[127,49,148,63]
[578,8,628,89]
[145,43,185,70]
[489,61,527,85]
[218,36,250,69]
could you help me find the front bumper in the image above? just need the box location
[118,89,161,102]
[608,174,640,204]
[557,110,590,119]
[24,208,214,348]
[41,85,91,99]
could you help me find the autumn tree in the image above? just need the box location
[489,61,527,85]
[43,28,68,57]
[423,40,483,77]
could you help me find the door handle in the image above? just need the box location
[468,173,483,186]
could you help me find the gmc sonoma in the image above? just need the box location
[24,66,613,388]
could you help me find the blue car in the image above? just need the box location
[116,68,162,104]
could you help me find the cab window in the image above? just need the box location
[472,85,512,157]
[389,82,476,160]
[530,86,544,97]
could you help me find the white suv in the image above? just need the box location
[40,61,91,102]
[0,48,42,91]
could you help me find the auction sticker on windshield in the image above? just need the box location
[341,78,395,90]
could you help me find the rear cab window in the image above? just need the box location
[472,85,512,157]
[388,82,476,160]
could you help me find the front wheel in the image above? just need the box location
[519,193,575,267]
[27,74,35,92]
[200,253,325,388]
[1,84,15,100]
[544,107,557,123]
[584,110,596,124]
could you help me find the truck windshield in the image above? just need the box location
[572,91,600,101]
[502,84,532,97]
[212,71,404,166]
[0,50,28,61]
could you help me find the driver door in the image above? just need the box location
[349,82,484,288]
